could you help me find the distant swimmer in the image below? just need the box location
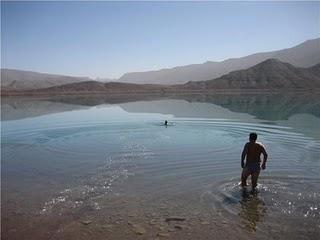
[164,120,168,126]
[241,132,268,192]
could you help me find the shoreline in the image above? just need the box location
[2,88,320,98]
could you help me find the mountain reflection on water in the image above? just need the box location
[2,93,320,121]
[2,93,320,139]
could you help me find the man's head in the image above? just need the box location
[249,132,257,142]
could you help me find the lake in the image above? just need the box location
[1,93,320,240]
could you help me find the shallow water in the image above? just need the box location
[2,94,320,239]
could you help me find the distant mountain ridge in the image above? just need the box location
[1,38,319,91]
[118,38,320,84]
[1,69,91,90]
[182,59,320,90]
[3,59,320,96]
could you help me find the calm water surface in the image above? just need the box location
[2,94,320,239]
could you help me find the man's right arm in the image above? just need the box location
[241,143,248,168]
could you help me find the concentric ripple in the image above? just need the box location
[201,176,320,218]
[2,113,320,238]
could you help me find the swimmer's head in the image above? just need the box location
[249,132,257,142]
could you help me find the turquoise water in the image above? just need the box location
[2,94,320,239]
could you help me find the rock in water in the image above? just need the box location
[174,225,183,230]
[165,216,186,222]
[157,233,170,237]
[132,224,146,235]
[200,221,210,225]
[81,220,93,225]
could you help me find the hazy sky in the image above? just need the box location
[1,1,320,78]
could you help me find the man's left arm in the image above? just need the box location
[241,143,248,168]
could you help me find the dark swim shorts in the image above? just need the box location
[246,162,261,173]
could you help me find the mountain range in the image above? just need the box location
[2,58,320,95]
[1,38,320,93]
[1,69,90,90]
[181,59,320,90]
[118,38,320,84]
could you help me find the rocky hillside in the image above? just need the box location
[2,81,168,95]
[183,59,320,90]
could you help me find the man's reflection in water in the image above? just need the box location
[238,188,267,232]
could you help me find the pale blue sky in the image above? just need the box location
[1,1,320,78]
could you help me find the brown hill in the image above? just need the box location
[183,59,320,90]
[2,81,169,96]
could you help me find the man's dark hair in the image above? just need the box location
[249,132,257,141]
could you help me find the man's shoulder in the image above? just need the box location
[256,142,266,148]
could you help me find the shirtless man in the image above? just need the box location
[241,132,268,191]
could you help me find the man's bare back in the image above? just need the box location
[243,142,266,165]
[241,133,268,191]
